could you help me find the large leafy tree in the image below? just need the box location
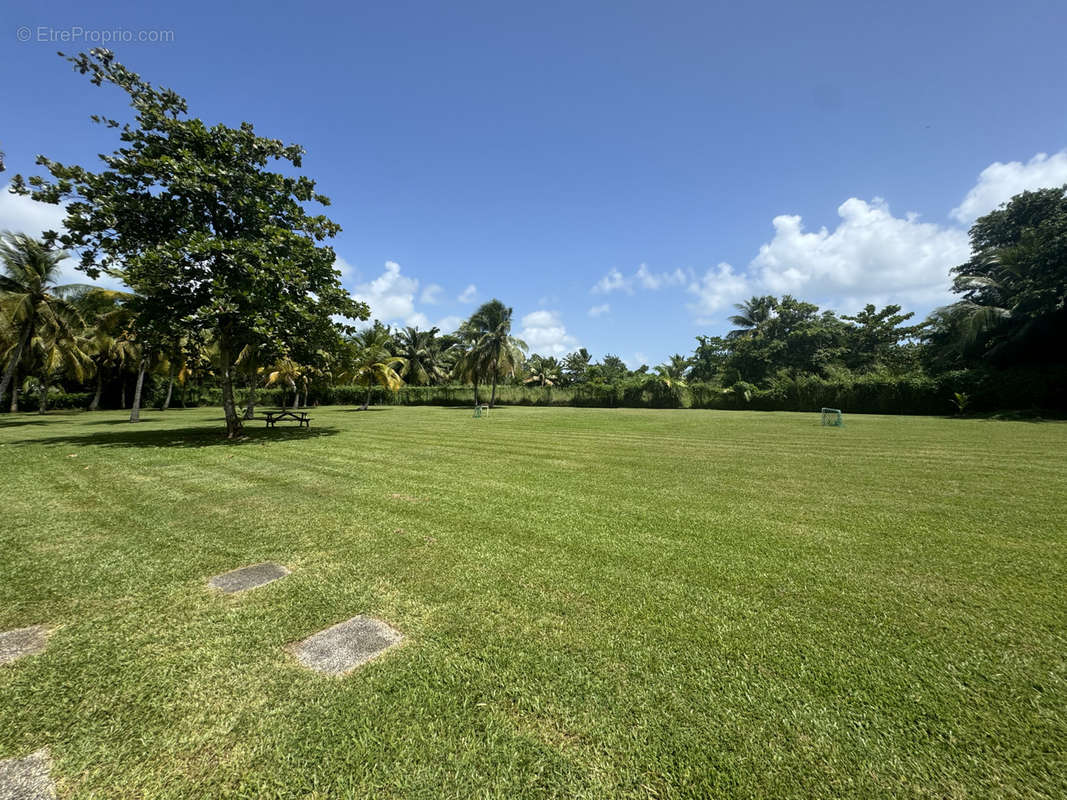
[940,185,1067,365]
[466,299,527,407]
[0,232,93,409]
[561,347,591,386]
[688,335,730,383]
[840,304,922,372]
[597,354,629,384]
[12,49,367,436]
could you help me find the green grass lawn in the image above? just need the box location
[1,406,1065,798]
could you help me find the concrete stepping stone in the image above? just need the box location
[208,562,290,594]
[0,748,55,800]
[289,616,403,675]
[0,625,48,666]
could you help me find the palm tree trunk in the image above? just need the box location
[361,384,371,411]
[218,331,243,438]
[0,321,32,410]
[161,364,175,410]
[472,378,479,405]
[9,367,19,412]
[89,368,104,411]
[243,373,256,420]
[37,379,48,415]
[129,359,147,422]
[489,369,499,408]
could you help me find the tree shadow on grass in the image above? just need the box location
[0,417,53,429]
[5,423,341,449]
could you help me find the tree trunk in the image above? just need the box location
[120,376,127,409]
[218,332,243,438]
[243,373,256,419]
[472,378,479,406]
[161,364,175,410]
[0,321,32,410]
[89,368,104,411]
[129,360,147,422]
[37,380,48,414]
[9,367,19,412]
[489,370,499,408]
[361,384,371,411]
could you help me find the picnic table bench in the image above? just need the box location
[262,410,311,428]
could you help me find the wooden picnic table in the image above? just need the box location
[262,410,311,428]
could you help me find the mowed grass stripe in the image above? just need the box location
[1,406,1064,798]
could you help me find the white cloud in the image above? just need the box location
[632,352,649,368]
[952,150,1067,224]
[686,262,750,324]
[750,198,969,309]
[434,315,463,333]
[420,283,443,304]
[592,264,690,294]
[0,184,124,290]
[404,312,431,330]
[351,260,423,324]
[592,268,631,294]
[333,254,356,282]
[636,263,687,290]
[458,284,477,303]
[587,303,610,317]
[519,309,578,356]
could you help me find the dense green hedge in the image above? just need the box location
[17,392,94,412]
[119,366,1067,415]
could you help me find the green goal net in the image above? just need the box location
[821,407,843,427]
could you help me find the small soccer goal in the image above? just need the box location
[821,407,843,427]
[473,404,489,418]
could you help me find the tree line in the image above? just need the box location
[2,50,1065,428]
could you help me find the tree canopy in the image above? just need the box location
[12,49,367,435]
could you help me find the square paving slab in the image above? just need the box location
[208,562,290,594]
[0,748,54,800]
[289,616,403,675]
[0,625,48,665]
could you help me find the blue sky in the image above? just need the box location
[3,0,1066,367]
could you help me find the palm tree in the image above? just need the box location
[727,295,778,339]
[394,326,447,385]
[466,299,528,408]
[235,343,263,418]
[452,320,486,404]
[26,317,93,413]
[0,233,94,409]
[348,325,406,410]
[524,354,562,387]
[76,289,136,411]
[653,354,687,388]
[265,357,306,409]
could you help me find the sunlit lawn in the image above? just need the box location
[1,405,1065,798]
